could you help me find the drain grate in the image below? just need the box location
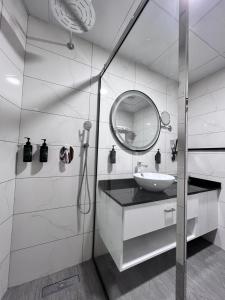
[42,274,80,298]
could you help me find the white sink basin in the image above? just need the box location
[134,172,175,192]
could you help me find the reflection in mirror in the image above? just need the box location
[110,90,161,151]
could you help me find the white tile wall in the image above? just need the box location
[9,235,83,287]
[0,0,27,296]
[9,15,97,287]
[1,13,178,290]
[24,44,92,92]
[0,180,15,225]
[11,206,83,250]
[188,67,225,251]
[97,54,178,184]
[0,255,10,299]
[27,17,92,66]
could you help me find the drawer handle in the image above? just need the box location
[164,208,176,213]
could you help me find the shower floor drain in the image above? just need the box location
[42,274,80,298]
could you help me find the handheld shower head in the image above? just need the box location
[83,121,92,131]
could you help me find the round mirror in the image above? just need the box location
[161,111,170,126]
[110,90,161,151]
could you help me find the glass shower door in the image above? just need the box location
[93,1,181,299]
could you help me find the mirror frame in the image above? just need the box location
[110,90,161,152]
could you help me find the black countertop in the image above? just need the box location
[98,177,221,207]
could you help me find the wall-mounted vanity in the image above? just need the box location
[97,177,220,272]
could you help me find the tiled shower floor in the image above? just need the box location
[4,238,225,300]
[3,260,106,300]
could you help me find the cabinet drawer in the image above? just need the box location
[123,197,199,241]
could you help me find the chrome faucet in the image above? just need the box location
[136,161,148,176]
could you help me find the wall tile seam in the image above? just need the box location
[0,139,19,144]
[93,66,170,95]
[188,171,225,178]
[26,42,93,70]
[188,130,225,136]
[15,174,95,180]
[0,214,12,227]
[189,152,225,155]
[24,75,97,96]
[0,179,15,187]
[13,203,91,215]
[0,252,10,270]
[23,75,92,93]
[189,110,225,119]
[15,175,95,180]
[0,178,15,185]
[2,0,28,33]
[0,95,21,110]
[12,230,94,253]
[189,85,225,101]
[20,107,96,122]
[0,45,24,75]
[10,231,89,253]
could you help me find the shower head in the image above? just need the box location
[50,0,96,33]
[83,121,92,131]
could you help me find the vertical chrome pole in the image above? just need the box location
[176,0,189,299]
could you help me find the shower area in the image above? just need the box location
[0,0,225,299]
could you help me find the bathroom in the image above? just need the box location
[0,0,225,299]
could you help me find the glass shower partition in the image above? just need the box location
[93,0,185,299]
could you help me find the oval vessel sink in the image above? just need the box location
[134,172,175,192]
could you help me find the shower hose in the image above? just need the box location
[77,143,91,215]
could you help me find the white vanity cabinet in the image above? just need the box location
[97,190,218,272]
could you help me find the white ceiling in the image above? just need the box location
[23,0,225,83]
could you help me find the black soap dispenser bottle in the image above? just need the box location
[40,139,48,163]
[23,137,32,162]
[110,145,116,164]
[155,149,161,164]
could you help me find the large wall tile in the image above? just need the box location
[101,72,134,99]
[12,206,84,250]
[24,44,91,92]
[3,0,27,41]
[0,255,10,299]
[188,152,225,178]
[27,17,92,66]
[22,76,91,119]
[0,217,12,264]
[14,176,85,214]
[0,49,23,107]
[9,235,83,287]
[0,179,15,224]
[0,7,25,71]
[188,132,225,149]
[0,141,16,183]
[135,63,168,93]
[0,96,20,142]
[19,110,95,147]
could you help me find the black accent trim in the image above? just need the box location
[188,177,221,190]
[188,148,225,152]
[98,177,221,207]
